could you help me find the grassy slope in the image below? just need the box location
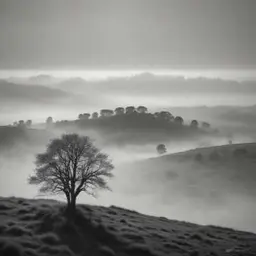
[149,142,256,160]
[134,142,256,201]
[0,197,256,256]
[143,142,256,183]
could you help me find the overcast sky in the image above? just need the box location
[0,0,255,70]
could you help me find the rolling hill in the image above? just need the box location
[138,142,256,200]
[138,143,256,199]
[114,143,256,233]
[0,196,256,256]
[149,143,256,165]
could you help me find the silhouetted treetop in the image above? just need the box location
[125,106,136,114]
[174,116,184,125]
[190,120,199,128]
[25,120,32,127]
[92,112,99,119]
[115,107,125,115]
[54,106,214,143]
[157,144,167,154]
[100,109,114,117]
[137,106,148,114]
[78,113,90,120]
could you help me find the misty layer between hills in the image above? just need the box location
[0,123,256,233]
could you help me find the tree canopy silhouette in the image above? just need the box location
[115,107,125,115]
[28,133,114,217]
[190,119,199,128]
[78,113,90,120]
[92,112,99,119]
[174,116,184,125]
[137,106,148,114]
[156,144,167,155]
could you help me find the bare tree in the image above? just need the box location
[28,133,114,217]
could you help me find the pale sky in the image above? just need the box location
[0,0,255,69]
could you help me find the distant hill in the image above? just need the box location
[0,80,69,104]
[137,143,256,200]
[0,126,54,154]
[55,112,218,146]
[149,142,256,162]
[115,143,256,232]
[7,75,62,85]
[0,196,256,256]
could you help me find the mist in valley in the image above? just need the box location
[1,97,256,234]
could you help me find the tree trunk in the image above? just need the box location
[65,192,71,206]
[70,195,76,214]
[66,194,76,220]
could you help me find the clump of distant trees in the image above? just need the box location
[12,116,55,129]
[70,106,211,133]
[12,106,213,140]
[13,120,32,128]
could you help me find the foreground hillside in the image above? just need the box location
[0,197,256,256]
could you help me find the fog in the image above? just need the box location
[1,73,256,125]
[0,124,256,233]
[0,74,256,234]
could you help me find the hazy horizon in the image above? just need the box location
[1,68,256,83]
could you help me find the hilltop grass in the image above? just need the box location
[0,197,256,256]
